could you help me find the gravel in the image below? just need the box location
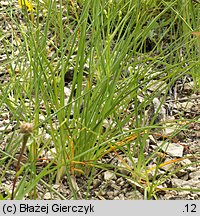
[0,0,200,200]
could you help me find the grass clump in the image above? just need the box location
[0,0,199,199]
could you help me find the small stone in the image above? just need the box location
[179,159,196,172]
[122,188,128,193]
[39,114,45,121]
[118,158,132,175]
[97,173,103,180]
[181,102,194,111]
[189,142,200,153]
[93,179,101,189]
[175,170,188,178]
[118,164,129,175]
[0,125,12,133]
[110,183,121,191]
[46,148,57,160]
[189,170,200,180]
[180,173,189,181]
[1,112,9,119]
[126,191,143,200]
[183,82,194,93]
[99,190,106,196]
[1,1,9,6]
[64,87,71,97]
[157,141,184,157]
[124,183,130,188]
[44,192,51,200]
[147,80,167,93]
[163,122,177,135]
[42,133,51,142]
[52,184,60,190]
[118,194,125,200]
[119,180,126,186]
[3,119,10,124]
[107,191,114,197]
[116,177,123,184]
[104,171,116,181]
[171,178,187,188]
[113,190,119,196]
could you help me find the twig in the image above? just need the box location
[11,122,33,200]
